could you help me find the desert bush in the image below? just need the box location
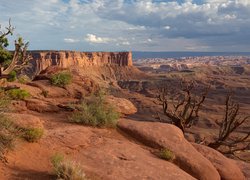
[69,91,119,127]
[158,149,175,161]
[51,153,86,180]
[50,71,72,87]
[0,116,16,160]
[7,71,17,82]
[41,90,49,98]
[18,75,31,84]
[6,89,30,100]
[22,128,44,142]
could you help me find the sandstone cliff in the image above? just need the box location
[27,51,132,76]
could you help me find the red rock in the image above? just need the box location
[193,143,245,180]
[233,160,250,179]
[117,119,220,180]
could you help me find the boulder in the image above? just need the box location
[193,143,245,180]
[106,96,137,115]
[6,113,44,129]
[117,119,220,180]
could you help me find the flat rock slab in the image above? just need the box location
[117,119,220,180]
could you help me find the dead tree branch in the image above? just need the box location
[208,93,250,156]
[156,80,209,132]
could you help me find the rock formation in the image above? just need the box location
[27,51,133,76]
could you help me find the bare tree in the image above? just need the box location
[2,37,30,75]
[208,93,250,156]
[157,81,209,132]
[0,19,30,76]
[0,19,14,41]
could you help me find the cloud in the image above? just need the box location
[84,34,111,44]
[64,38,80,43]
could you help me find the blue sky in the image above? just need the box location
[1,0,250,52]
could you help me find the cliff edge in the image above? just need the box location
[27,51,133,76]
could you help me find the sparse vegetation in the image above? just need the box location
[0,93,16,161]
[22,128,44,143]
[18,75,31,84]
[7,70,16,82]
[41,90,49,97]
[69,91,119,127]
[50,71,72,87]
[51,153,86,180]
[6,89,30,100]
[0,116,16,160]
[158,149,175,161]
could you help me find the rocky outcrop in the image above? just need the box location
[27,51,132,76]
[117,119,221,180]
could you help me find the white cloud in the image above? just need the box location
[84,34,111,44]
[64,38,80,43]
[121,41,130,45]
[164,26,171,30]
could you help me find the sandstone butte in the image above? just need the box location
[28,51,133,75]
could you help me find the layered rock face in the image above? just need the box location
[28,51,133,75]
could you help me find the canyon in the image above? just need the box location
[0,52,249,179]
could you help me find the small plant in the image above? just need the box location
[50,71,72,87]
[7,71,17,82]
[18,75,31,84]
[6,89,30,100]
[41,90,49,98]
[22,128,44,142]
[51,153,86,180]
[69,91,119,127]
[158,149,175,161]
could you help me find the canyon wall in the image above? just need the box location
[28,51,133,75]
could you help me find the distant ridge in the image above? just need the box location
[132,51,250,59]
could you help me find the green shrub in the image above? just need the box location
[69,91,119,128]
[22,128,44,142]
[18,75,31,84]
[41,90,49,98]
[51,153,86,180]
[158,149,175,161]
[6,89,30,100]
[50,71,72,87]
[7,71,17,82]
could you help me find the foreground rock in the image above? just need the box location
[193,143,245,180]
[118,119,220,180]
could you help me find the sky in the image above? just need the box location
[0,0,250,52]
